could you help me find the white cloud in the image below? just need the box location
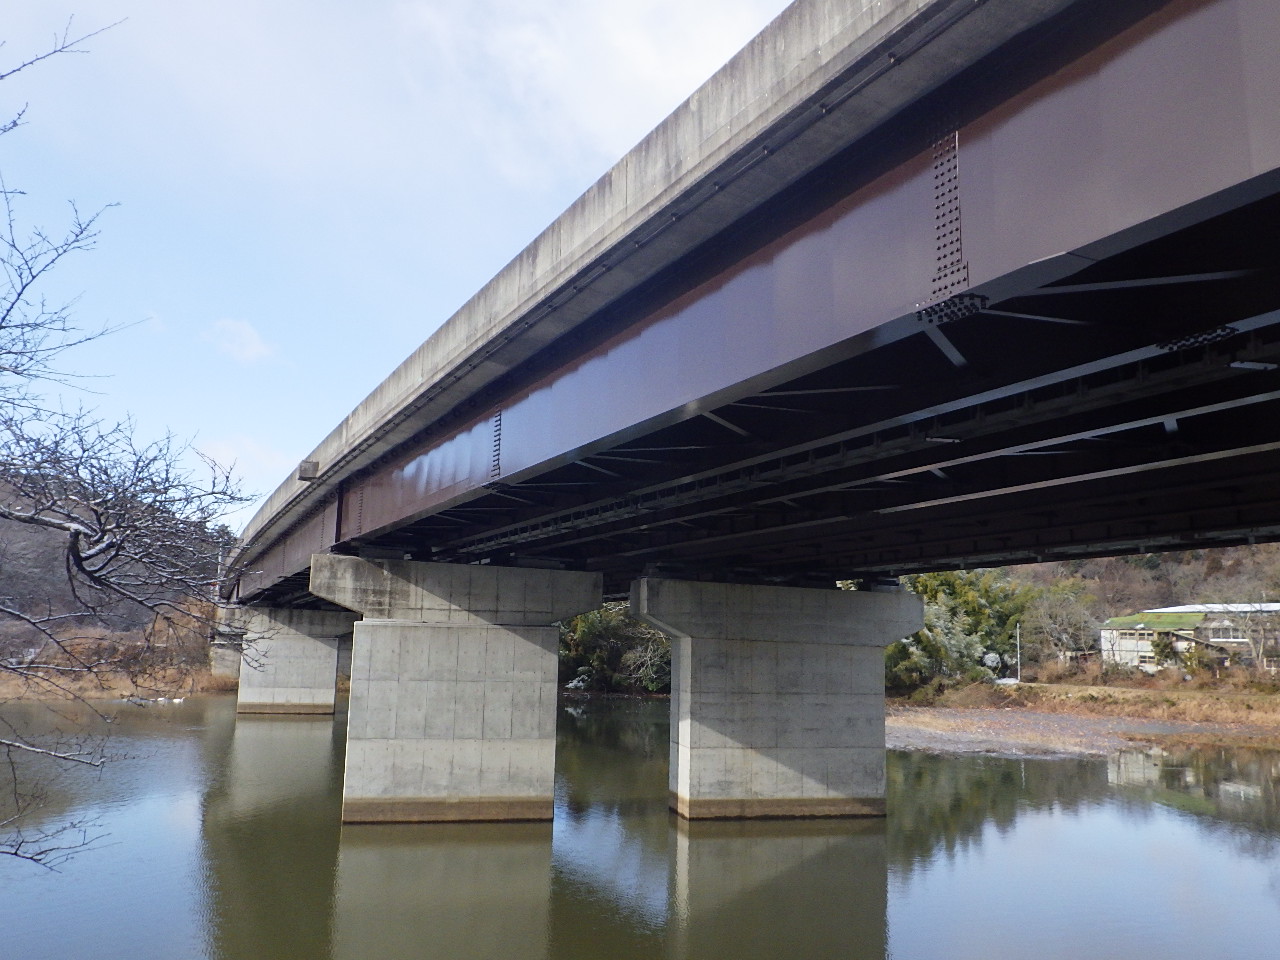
[30,0,793,193]
[392,0,794,188]
[205,318,273,365]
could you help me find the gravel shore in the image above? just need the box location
[886,705,1279,757]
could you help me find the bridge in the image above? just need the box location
[226,0,1280,822]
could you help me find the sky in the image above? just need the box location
[2,0,794,530]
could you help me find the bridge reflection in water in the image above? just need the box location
[197,698,1280,960]
[11,696,1280,958]
[200,712,344,960]
[203,699,889,960]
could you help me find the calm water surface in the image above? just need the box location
[3,696,1280,959]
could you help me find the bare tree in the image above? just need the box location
[1,18,121,394]
[0,710,111,866]
[0,19,250,864]
[0,412,244,686]
[1022,578,1100,661]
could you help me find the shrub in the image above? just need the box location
[558,602,671,694]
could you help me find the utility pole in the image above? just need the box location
[1016,622,1022,683]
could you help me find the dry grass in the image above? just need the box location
[934,679,1280,728]
[0,665,238,702]
[1,616,243,703]
[0,669,139,701]
[1032,657,1280,694]
[199,671,240,694]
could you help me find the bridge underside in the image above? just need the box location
[242,0,1280,603]
[256,180,1280,601]
[426,189,1280,588]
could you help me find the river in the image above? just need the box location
[2,695,1280,959]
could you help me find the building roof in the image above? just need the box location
[1103,603,1280,631]
[1146,604,1280,613]
[1102,612,1205,631]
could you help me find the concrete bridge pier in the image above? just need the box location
[309,554,602,823]
[236,607,358,714]
[631,579,922,819]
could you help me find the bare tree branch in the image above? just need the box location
[0,736,103,766]
[0,16,251,865]
[0,17,125,84]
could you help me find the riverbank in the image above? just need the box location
[0,667,236,702]
[975,678,1279,736]
[958,678,1280,725]
[890,678,1280,756]
[886,704,1280,756]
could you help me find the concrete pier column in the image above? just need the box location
[631,579,922,819]
[309,555,602,823]
[236,607,358,714]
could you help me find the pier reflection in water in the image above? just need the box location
[201,713,344,960]
[550,700,885,959]
[334,821,554,959]
[5,696,1280,959]
[328,699,887,960]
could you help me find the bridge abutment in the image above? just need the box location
[236,607,358,715]
[631,578,921,819]
[309,555,602,822]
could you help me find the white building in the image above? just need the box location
[1099,604,1280,671]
